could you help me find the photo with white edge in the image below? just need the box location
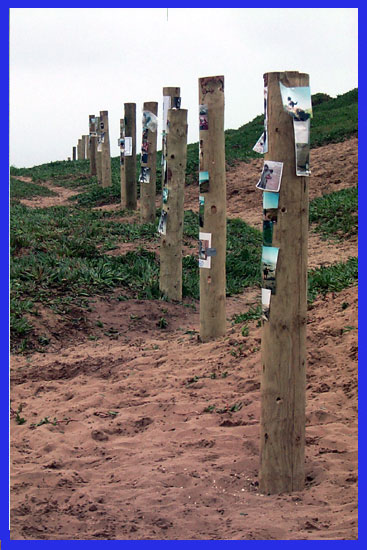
[124,136,132,156]
[198,231,211,269]
[294,119,311,176]
[261,288,271,321]
[279,82,313,121]
[256,161,283,193]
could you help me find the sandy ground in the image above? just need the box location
[10,137,358,540]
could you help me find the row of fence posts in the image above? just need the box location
[71,71,308,495]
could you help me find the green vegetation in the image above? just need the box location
[309,186,358,240]
[308,257,358,303]
[10,177,58,201]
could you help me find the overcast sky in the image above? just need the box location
[9,7,358,168]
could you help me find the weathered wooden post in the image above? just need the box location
[82,135,88,159]
[122,103,137,209]
[77,138,83,160]
[259,71,309,494]
[89,115,97,176]
[140,101,158,223]
[96,116,102,184]
[161,87,180,188]
[159,108,188,300]
[198,75,226,342]
[72,146,77,161]
[100,110,112,188]
[119,117,125,207]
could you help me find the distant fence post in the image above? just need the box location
[122,103,137,209]
[161,87,180,189]
[72,146,77,161]
[140,101,158,223]
[259,71,309,494]
[198,75,226,342]
[159,108,188,300]
[77,138,83,160]
[89,115,97,176]
[119,117,126,208]
[100,110,112,188]
[82,135,88,159]
[96,116,102,184]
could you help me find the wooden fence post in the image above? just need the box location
[89,115,97,176]
[259,71,309,494]
[122,103,137,209]
[77,138,83,160]
[161,87,180,189]
[159,108,188,300]
[119,117,125,207]
[100,110,112,188]
[72,146,77,161]
[82,135,88,159]
[96,116,102,184]
[198,75,226,342]
[140,101,158,223]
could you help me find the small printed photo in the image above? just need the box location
[90,117,96,124]
[142,128,148,140]
[199,195,205,228]
[100,132,105,144]
[97,142,102,153]
[279,82,313,121]
[198,231,212,269]
[261,288,271,321]
[263,191,279,223]
[142,110,158,133]
[261,245,279,294]
[141,140,149,154]
[158,210,167,235]
[139,166,150,183]
[294,119,311,176]
[141,152,148,164]
[173,96,181,109]
[90,131,97,138]
[253,132,265,154]
[199,171,209,193]
[117,137,124,147]
[256,161,283,193]
[163,95,171,131]
[162,187,169,204]
[124,136,132,156]
[263,220,274,247]
[199,104,209,130]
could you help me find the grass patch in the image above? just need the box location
[308,257,358,302]
[310,186,358,240]
[10,177,58,201]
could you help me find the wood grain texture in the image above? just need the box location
[100,111,112,188]
[123,103,137,209]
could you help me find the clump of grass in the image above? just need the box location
[309,186,358,240]
[308,257,358,302]
[10,177,58,201]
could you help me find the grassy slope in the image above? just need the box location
[10,88,358,351]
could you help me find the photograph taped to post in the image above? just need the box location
[199,171,210,193]
[294,119,311,176]
[139,166,150,183]
[256,161,283,193]
[199,195,205,228]
[261,246,279,295]
[263,220,274,247]
[261,288,271,321]
[173,96,181,109]
[279,82,313,121]
[162,187,169,204]
[142,110,158,133]
[263,79,269,154]
[199,231,212,269]
[158,210,167,235]
[163,96,171,132]
[199,104,209,130]
[253,132,265,154]
[141,152,148,164]
[124,136,132,156]
[263,191,279,223]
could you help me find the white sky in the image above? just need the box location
[9,7,358,168]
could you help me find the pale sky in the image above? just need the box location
[9,7,358,168]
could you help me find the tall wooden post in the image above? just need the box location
[140,101,158,223]
[259,71,309,494]
[89,115,97,176]
[85,134,91,159]
[96,116,102,184]
[82,135,88,160]
[159,108,188,301]
[100,110,112,188]
[122,103,137,209]
[198,75,226,342]
[72,146,77,161]
[161,87,180,188]
[77,138,83,160]
[119,118,125,208]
